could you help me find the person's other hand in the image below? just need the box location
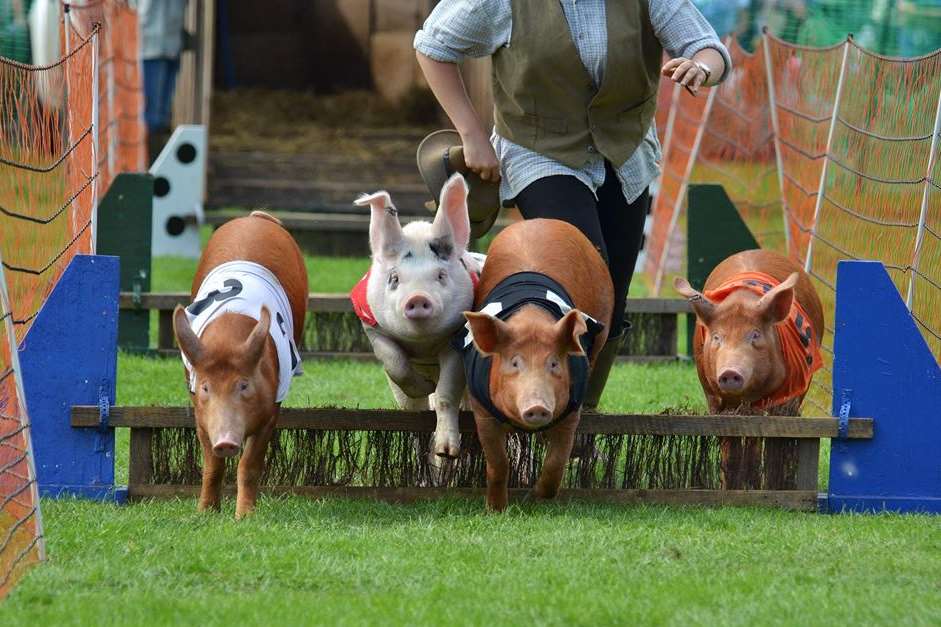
[460,129,501,182]
[661,57,708,95]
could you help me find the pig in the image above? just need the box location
[673,249,824,488]
[457,218,613,511]
[172,211,308,518]
[350,174,483,460]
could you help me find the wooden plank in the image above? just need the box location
[119,292,689,315]
[128,428,154,487]
[149,348,678,364]
[158,310,175,350]
[72,406,874,439]
[204,210,514,234]
[796,438,821,491]
[127,484,818,511]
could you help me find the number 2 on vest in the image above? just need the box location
[186,279,243,316]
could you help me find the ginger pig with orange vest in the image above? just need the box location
[674,249,824,414]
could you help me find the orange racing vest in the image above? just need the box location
[693,272,823,409]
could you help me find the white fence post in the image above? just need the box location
[653,86,718,295]
[803,38,851,273]
[907,83,941,310]
[762,32,791,256]
[90,28,100,253]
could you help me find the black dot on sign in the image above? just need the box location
[177,142,197,164]
[154,176,171,197]
[166,216,186,236]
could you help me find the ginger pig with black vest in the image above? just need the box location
[454,218,613,511]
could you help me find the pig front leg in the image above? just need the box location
[475,411,509,512]
[365,328,436,398]
[235,414,276,519]
[430,347,465,459]
[533,412,579,500]
[196,423,225,512]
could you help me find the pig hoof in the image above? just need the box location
[433,431,461,459]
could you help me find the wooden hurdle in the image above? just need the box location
[119,293,690,362]
[70,406,873,511]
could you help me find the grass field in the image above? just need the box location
[1,248,938,624]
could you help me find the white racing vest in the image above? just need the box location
[182,261,302,402]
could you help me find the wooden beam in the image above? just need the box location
[127,484,818,511]
[119,292,690,315]
[203,210,514,234]
[72,406,874,439]
[796,438,821,491]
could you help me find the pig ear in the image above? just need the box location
[673,276,715,325]
[465,311,510,356]
[356,191,403,258]
[242,306,271,367]
[173,306,204,367]
[554,309,588,357]
[432,173,471,254]
[756,272,798,323]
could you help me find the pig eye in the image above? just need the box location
[711,332,722,346]
[388,272,399,290]
[200,382,209,394]
[548,356,562,375]
[748,329,762,343]
[238,380,250,392]
[509,355,523,371]
[437,270,447,283]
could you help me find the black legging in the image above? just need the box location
[514,160,649,338]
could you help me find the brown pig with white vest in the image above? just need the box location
[172,211,307,518]
[455,219,613,511]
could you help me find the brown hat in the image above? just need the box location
[417,129,501,239]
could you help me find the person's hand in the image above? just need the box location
[460,129,501,182]
[661,57,710,96]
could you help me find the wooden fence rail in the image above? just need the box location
[121,293,691,362]
[71,406,871,511]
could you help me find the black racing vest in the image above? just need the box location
[452,272,605,432]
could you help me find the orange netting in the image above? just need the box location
[0,257,43,599]
[1,0,144,344]
[0,25,96,344]
[645,80,712,293]
[647,32,941,411]
[0,0,145,595]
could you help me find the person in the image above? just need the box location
[414,0,731,410]
[139,0,187,164]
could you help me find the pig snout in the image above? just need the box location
[403,293,435,320]
[521,404,553,428]
[212,432,242,458]
[717,368,746,393]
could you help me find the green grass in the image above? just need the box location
[152,255,371,293]
[2,497,938,625]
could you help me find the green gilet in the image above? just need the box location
[492,0,663,169]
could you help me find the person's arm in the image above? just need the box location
[650,0,734,96]
[416,55,500,182]
[414,0,510,182]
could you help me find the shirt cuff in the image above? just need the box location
[683,41,733,83]
[414,30,463,64]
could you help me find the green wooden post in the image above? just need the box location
[96,173,154,352]
[685,184,759,355]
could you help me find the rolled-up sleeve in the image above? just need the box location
[413,0,512,63]
[649,0,733,81]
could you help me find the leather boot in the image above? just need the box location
[583,327,627,412]
[571,328,627,459]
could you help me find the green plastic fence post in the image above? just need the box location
[685,184,759,355]
[96,173,154,352]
